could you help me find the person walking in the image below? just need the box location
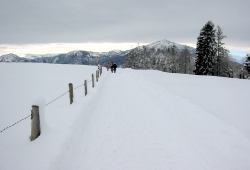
[112,63,117,73]
[110,62,114,73]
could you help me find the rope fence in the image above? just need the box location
[45,91,69,107]
[0,114,31,134]
[0,66,103,141]
[73,84,85,90]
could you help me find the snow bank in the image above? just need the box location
[0,63,250,170]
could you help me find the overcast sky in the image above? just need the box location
[0,0,249,57]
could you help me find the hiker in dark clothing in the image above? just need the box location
[112,63,117,73]
[110,63,117,73]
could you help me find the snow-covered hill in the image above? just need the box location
[25,53,59,59]
[124,39,197,73]
[147,39,195,53]
[0,53,30,62]
[1,63,250,170]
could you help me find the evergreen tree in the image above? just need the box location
[215,26,225,75]
[194,21,217,75]
[125,47,140,68]
[179,47,191,74]
[168,45,178,73]
[214,26,230,76]
[244,54,250,77]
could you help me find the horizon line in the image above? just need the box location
[0,42,249,60]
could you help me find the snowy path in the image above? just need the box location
[51,69,250,170]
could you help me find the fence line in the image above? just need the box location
[45,91,69,106]
[73,79,92,90]
[0,67,103,137]
[0,114,31,134]
[73,84,85,90]
[45,79,92,107]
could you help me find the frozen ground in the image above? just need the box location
[0,63,250,170]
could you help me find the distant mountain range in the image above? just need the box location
[0,50,129,66]
[0,39,195,66]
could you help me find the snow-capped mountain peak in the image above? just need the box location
[146,39,194,52]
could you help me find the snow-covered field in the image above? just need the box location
[0,63,250,170]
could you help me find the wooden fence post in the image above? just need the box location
[96,70,99,82]
[84,80,87,96]
[30,105,40,141]
[69,83,73,104]
[92,74,95,88]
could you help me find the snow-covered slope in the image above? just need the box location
[146,39,195,53]
[0,63,250,170]
[0,53,29,62]
[25,53,59,59]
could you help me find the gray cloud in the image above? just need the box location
[0,0,249,47]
